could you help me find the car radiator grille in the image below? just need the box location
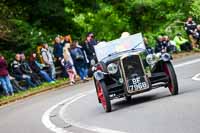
[121,55,144,79]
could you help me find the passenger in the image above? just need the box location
[41,43,56,80]
[29,53,55,83]
[20,53,42,86]
[61,54,76,85]
[70,41,88,82]
[173,33,192,52]
[184,16,197,49]
[0,55,14,96]
[11,54,36,89]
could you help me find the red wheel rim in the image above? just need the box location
[163,64,173,93]
[97,81,107,109]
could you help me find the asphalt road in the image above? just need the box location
[0,54,200,133]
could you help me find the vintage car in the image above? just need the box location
[93,33,178,112]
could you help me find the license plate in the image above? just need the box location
[127,76,148,93]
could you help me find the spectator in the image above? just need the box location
[184,16,197,49]
[11,54,36,88]
[20,53,41,86]
[163,36,177,53]
[82,33,97,68]
[36,42,44,64]
[0,55,14,96]
[70,41,88,82]
[61,55,76,85]
[193,24,200,45]
[143,37,154,54]
[29,53,55,83]
[63,42,77,75]
[41,43,56,80]
[63,35,72,45]
[53,37,63,65]
[173,33,192,52]
[155,35,167,53]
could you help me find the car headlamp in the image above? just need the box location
[161,53,171,62]
[146,54,157,65]
[107,63,118,74]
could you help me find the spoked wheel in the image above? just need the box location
[163,62,179,95]
[96,80,111,112]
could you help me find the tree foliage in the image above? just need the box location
[0,0,199,58]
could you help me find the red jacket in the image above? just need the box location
[0,57,9,76]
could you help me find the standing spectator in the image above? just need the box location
[193,24,200,45]
[0,55,14,96]
[82,33,97,68]
[61,55,76,85]
[11,54,36,88]
[70,41,88,82]
[53,37,63,65]
[41,43,56,80]
[184,16,197,49]
[63,42,77,75]
[173,33,192,52]
[29,53,54,83]
[20,53,41,86]
[63,35,72,45]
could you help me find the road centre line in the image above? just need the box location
[42,58,200,133]
[174,58,200,68]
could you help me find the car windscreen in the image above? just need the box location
[94,33,146,61]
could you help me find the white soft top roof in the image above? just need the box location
[94,33,145,61]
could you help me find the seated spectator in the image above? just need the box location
[20,53,41,86]
[61,55,76,85]
[0,55,14,96]
[29,53,55,83]
[184,16,198,49]
[155,35,167,53]
[163,36,177,53]
[70,41,88,82]
[41,43,56,80]
[11,54,36,89]
[173,33,192,52]
[9,76,26,92]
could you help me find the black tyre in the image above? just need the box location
[125,95,132,102]
[96,80,112,112]
[94,78,101,103]
[163,62,179,95]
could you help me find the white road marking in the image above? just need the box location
[59,91,127,133]
[42,58,200,133]
[41,92,92,133]
[174,58,200,68]
[192,73,200,81]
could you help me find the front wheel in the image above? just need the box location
[163,62,179,95]
[96,80,112,112]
